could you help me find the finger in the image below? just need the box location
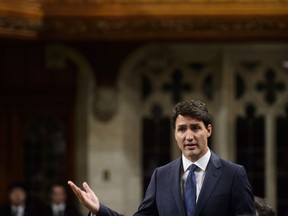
[68,181,83,199]
[83,182,94,194]
[67,181,79,193]
[67,180,76,188]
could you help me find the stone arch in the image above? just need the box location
[45,44,95,183]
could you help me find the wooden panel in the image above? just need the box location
[0,42,76,205]
[1,0,288,40]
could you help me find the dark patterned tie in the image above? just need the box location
[184,164,198,216]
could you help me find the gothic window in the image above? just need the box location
[256,68,285,105]
[276,106,288,216]
[236,104,265,197]
[133,45,217,197]
[123,44,288,213]
[24,117,69,199]
[232,52,288,214]
[142,104,171,192]
[162,69,192,103]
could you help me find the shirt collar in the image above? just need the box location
[11,205,25,209]
[52,203,66,212]
[182,149,211,172]
[11,205,25,212]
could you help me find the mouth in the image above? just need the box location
[184,143,197,148]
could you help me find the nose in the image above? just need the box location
[186,129,194,141]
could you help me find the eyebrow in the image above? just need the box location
[177,122,201,127]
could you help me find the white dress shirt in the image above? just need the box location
[11,205,25,216]
[52,203,65,216]
[181,149,211,202]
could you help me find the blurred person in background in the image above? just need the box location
[254,196,275,216]
[1,182,42,216]
[44,182,82,216]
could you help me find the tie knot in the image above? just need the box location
[190,164,198,172]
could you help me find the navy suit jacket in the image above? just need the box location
[97,152,255,216]
[1,198,44,216]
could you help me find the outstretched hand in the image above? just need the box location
[68,181,100,214]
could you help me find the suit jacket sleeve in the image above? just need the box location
[94,169,159,216]
[134,169,159,216]
[231,166,255,216]
[94,204,124,216]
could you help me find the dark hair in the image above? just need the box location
[8,182,28,193]
[171,99,212,129]
[254,196,275,216]
[48,181,67,192]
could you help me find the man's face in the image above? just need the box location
[9,188,26,206]
[174,115,212,162]
[51,186,67,204]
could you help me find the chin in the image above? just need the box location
[186,151,201,159]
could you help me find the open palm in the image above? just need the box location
[68,181,100,214]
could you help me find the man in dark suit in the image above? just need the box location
[43,183,82,216]
[1,182,43,216]
[68,99,256,216]
[254,196,275,216]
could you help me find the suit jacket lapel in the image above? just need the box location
[194,152,223,216]
[170,157,187,216]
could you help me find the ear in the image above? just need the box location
[207,124,212,137]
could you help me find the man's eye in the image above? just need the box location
[192,126,201,131]
[178,128,186,132]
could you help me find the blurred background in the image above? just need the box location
[0,0,288,215]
